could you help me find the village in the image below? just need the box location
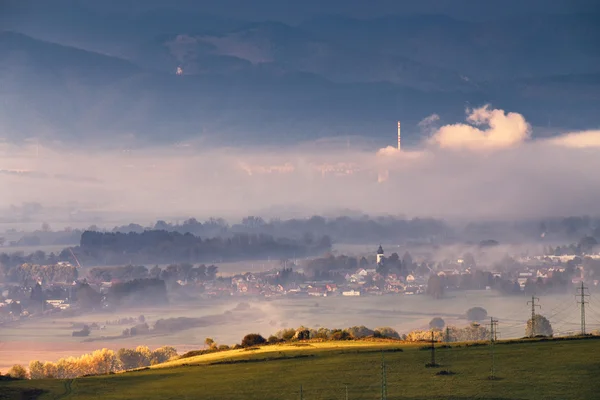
[1,244,600,324]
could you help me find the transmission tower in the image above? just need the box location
[576,282,590,335]
[430,330,436,366]
[527,295,541,337]
[489,317,498,379]
[381,351,387,400]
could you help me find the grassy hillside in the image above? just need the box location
[2,338,600,399]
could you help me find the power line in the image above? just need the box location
[489,317,499,379]
[527,295,541,337]
[430,330,436,367]
[381,351,387,400]
[576,282,590,335]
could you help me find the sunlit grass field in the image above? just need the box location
[2,337,599,400]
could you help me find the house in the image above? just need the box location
[46,299,70,310]
[307,286,328,297]
[342,289,361,296]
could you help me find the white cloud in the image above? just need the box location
[546,130,600,148]
[430,105,531,150]
[417,113,440,129]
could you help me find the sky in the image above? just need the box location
[3,0,598,23]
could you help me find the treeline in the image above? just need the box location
[426,267,576,299]
[16,263,78,285]
[0,250,75,281]
[303,252,426,280]
[77,230,331,266]
[236,323,491,349]
[25,346,177,379]
[5,215,600,251]
[543,236,599,256]
[88,263,219,283]
[73,279,168,310]
[110,216,451,244]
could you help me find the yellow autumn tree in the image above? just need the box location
[28,361,45,379]
[43,362,57,378]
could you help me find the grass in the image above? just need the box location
[2,337,600,399]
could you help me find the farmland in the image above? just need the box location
[2,337,600,399]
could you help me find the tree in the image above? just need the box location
[578,236,598,255]
[429,317,446,330]
[151,346,178,364]
[7,364,27,379]
[526,314,553,337]
[204,337,215,348]
[347,326,374,338]
[29,361,45,379]
[294,327,311,340]
[374,327,400,339]
[426,274,444,299]
[466,307,488,322]
[241,333,266,347]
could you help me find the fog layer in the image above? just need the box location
[1,106,599,221]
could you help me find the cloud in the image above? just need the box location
[2,107,600,225]
[546,130,600,148]
[418,113,440,129]
[429,105,531,151]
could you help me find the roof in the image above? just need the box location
[377,245,384,255]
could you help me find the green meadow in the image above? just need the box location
[2,337,600,399]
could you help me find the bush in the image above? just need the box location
[466,307,488,322]
[217,345,230,351]
[7,364,28,379]
[294,328,311,340]
[375,327,400,339]
[526,314,553,337]
[241,333,266,347]
[72,325,91,337]
[277,328,296,341]
[347,326,374,338]
[130,323,150,336]
[330,330,353,341]
[267,335,281,344]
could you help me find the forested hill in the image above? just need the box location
[77,230,332,266]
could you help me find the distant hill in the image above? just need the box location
[1,9,599,145]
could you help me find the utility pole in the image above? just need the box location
[445,326,450,344]
[345,384,349,400]
[527,295,540,337]
[430,330,436,366]
[300,384,303,400]
[490,317,498,379]
[576,282,589,335]
[381,351,387,400]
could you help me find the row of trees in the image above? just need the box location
[108,215,451,244]
[16,263,78,285]
[25,346,178,379]
[57,280,168,311]
[87,263,220,283]
[77,230,332,266]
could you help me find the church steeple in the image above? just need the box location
[376,245,384,265]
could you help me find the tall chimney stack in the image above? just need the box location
[397,121,401,151]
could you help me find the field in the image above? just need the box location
[1,337,600,399]
[1,291,591,372]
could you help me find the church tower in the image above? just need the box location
[376,245,384,265]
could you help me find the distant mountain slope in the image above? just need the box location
[0,23,598,146]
